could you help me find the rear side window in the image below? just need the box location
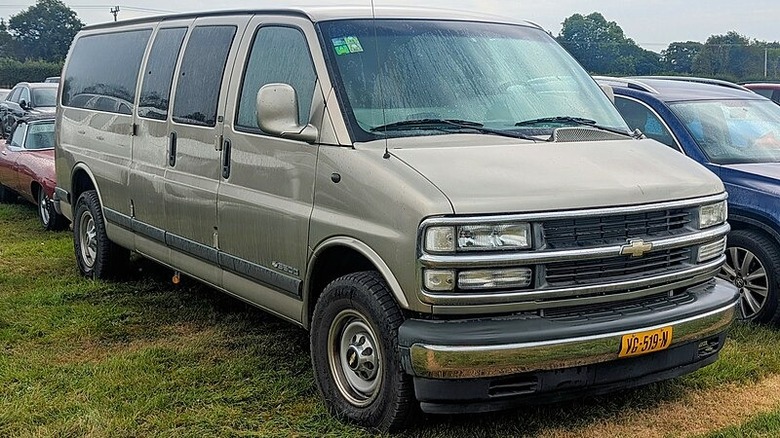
[139,27,187,121]
[6,88,20,103]
[172,26,236,127]
[62,29,152,115]
[236,26,317,131]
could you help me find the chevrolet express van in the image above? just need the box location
[55,8,739,431]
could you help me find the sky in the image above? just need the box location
[0,0,777,51]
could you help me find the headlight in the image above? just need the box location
[424,223,532,252]
[699,201,727,229]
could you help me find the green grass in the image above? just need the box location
[1,201,780,437]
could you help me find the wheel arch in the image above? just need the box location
[302,237,410,329]
[729,212,780,248]
[70,163,103,211]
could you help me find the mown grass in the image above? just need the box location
[1,201,780,437]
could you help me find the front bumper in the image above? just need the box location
[399,278,738,381]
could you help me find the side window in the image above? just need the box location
[62,29,152,114]
[6,88,20,103]
[615,97,678,149]
[172,26,237,127]
[139,27,187,121]
[9,124,25,147]
[773,91,780,105]
[19,87,30,104]
[236,26,317,131]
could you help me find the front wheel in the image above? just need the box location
[73,190,128,279]
[310,271,414,432]
[719,229,780,323]
[38,188,67,231]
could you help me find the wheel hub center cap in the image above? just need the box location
[346,346,360,371]
[344,334,378,381]
[735,278,745,288]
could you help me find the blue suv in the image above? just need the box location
[598,76,780,323]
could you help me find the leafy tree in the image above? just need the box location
[8,0,83,62]
[0,20,14,59]
[557,12,661,75]
[692,31,760,79]
[661,42,703,73]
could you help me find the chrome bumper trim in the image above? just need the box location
[422,254,724,306]
[409,302,736,379]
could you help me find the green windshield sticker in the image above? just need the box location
[332,36,363,55]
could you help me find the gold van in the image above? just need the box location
[55,7,739,431]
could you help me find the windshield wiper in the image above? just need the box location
[515,116,636,138]
[370,118,540,142]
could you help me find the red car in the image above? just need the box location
[0,116,68,230]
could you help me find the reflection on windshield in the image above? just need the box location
[671,99,780,164]
[319,19,627,141]
[33,88,57,107]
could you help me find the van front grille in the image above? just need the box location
[545,248,693,287]
[542,209,692,250]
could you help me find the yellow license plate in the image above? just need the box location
[619,327,673,358]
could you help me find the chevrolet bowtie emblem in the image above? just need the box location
[620,239,653,258]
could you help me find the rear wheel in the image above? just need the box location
[718,229,780,324]
[310,271,414,432]
[73,190,128,279]
[37,188,67,231]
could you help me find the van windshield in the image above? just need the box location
[319,19,628,142]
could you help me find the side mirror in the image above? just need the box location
[256,83,317,143]
[19,99,28,110]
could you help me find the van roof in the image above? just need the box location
[83,6,539,31]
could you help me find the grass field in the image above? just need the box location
[3,201,780,437]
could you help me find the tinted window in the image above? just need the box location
[139,27,187,121]
[19,87,30,104]
[172,26,236,127]
[63,29,151,114]
[237,26,317,131]
[24,122,55,150]
[615,97,677,149]
[32,88,57,107]
[753,89,773,99]
[5,88,19,103]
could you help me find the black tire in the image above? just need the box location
[72,190,129,279]
[719,229,780,324]
[0,183,15,203]
[37,188,68,231]
[310,271,414,432]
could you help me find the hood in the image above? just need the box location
[386,136,724,214]
[720,162,780,196]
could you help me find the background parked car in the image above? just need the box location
[0,82,58,138]
[0,115,68,230]
[44,76,60,84]
[596,76,780,323]
[743,83,780,106]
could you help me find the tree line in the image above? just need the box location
[557,12,780,82]
[0,0,81,85]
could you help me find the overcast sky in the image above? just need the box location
[0,0,776,51]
